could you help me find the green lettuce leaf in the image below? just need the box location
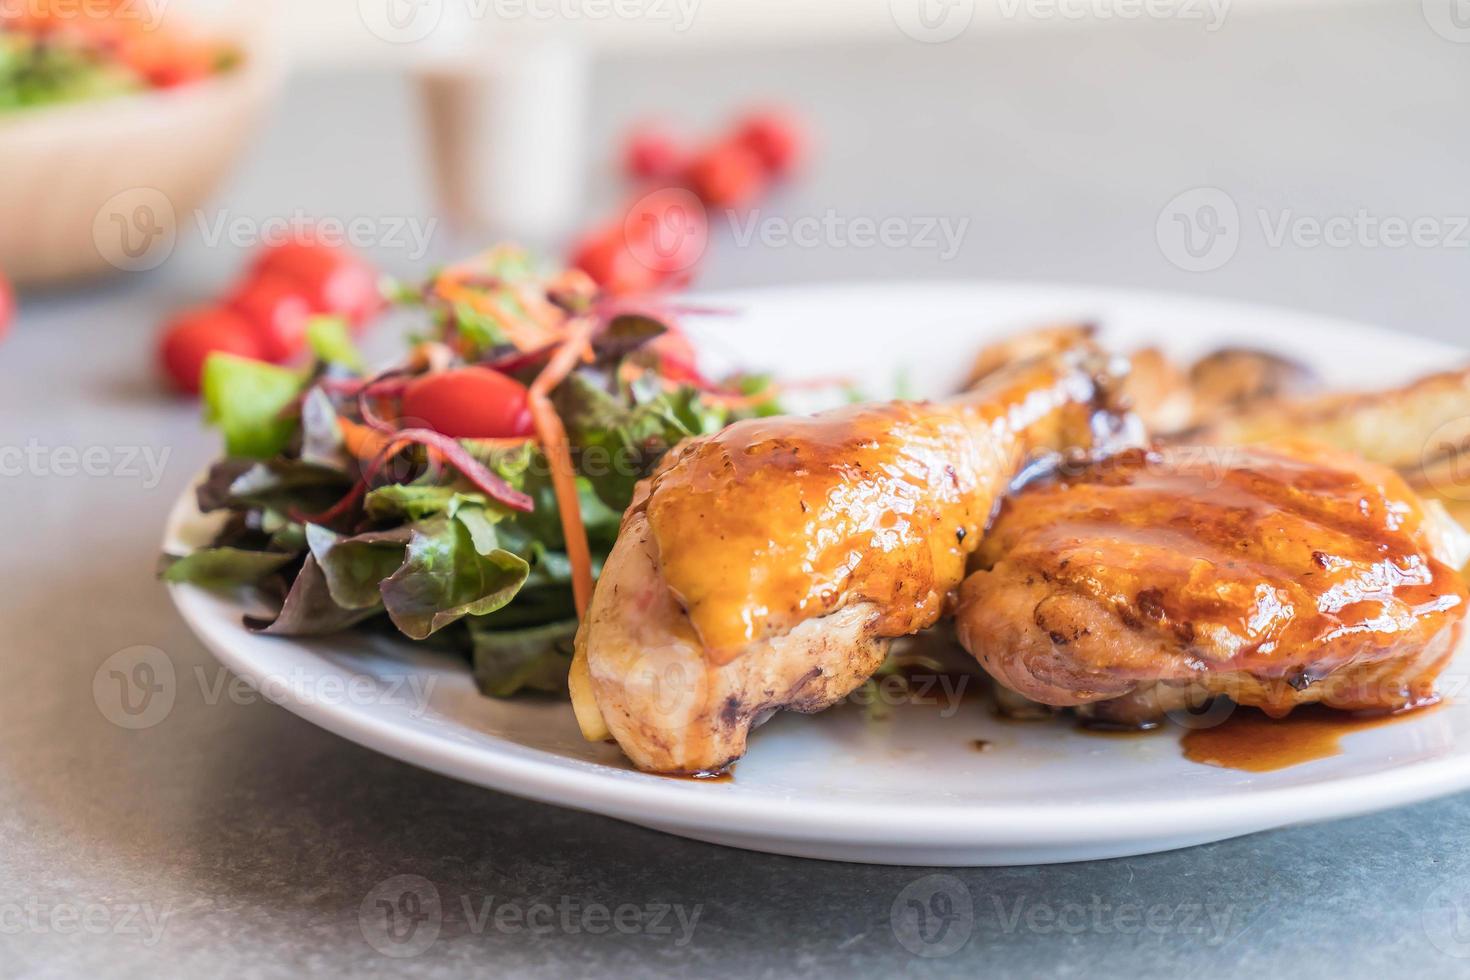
[159,548,295,589]
[594,313,666,361]
[553,373,728,510]
[468,619,577,697]
[307,524,410,610]
[201,354,304,459]
[379,515,530,640]
[247,555,381,636]
[205,460,351,516]
[364,484,488,523]
[306,316,365,372]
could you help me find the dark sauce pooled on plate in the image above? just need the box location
[1180,702,1441,772]
[988,693,1440,772]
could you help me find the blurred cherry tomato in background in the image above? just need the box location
[228,273,312,363]
[622,187,708,277]
[623,123,688,183]
[570,228,664,297]
[683,139,767,209]
[253,240,382,327]
[0,271,13,344]
[157,306,262,394]
[734,109,805,179]
[401,367,535,439]
[649,326,701,382]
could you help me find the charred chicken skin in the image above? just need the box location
[571,348,1134,773]
[955,443,1469,726]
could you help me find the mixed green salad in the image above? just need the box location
[0,29,137,110]
[161,247,783,699]
[2,7,236,112]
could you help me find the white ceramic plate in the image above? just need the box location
[165,282,1470,866]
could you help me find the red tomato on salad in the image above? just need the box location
[253,241,382,327]
[229,273,312,363]
[733,109,805,179]
[400,367,535,439]
[158,306,263,394]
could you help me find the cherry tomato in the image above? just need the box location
[228,272,312,363]
[622,187,708,278]
[569,226,663,297]
[253,241,382,327]
[0,271,13,344]
[401,367,535,439]
[733,109,805,179]
[158,306,263,395]
[623,124,687,183]
[683,140,767,209]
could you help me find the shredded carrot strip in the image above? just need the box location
[530,398,593,618]
[438,280,561,353]
[513,282,569,335]
[529,316,595,401]
[529,317,598,619]
[338,417,392,461]
[432,248,565,354]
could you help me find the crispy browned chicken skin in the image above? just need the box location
[572,348,1133,772]
[955,443,1469,726]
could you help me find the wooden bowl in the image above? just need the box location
[0,30,281,287]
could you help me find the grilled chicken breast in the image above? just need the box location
[572,348,1135,772]
[955,443,1470,726]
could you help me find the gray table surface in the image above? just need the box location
[7,4,1470,976]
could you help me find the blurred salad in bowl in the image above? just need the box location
[1,1,238,112]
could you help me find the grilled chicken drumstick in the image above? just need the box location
[955,442,1470,727]
[571,348,1134,773]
